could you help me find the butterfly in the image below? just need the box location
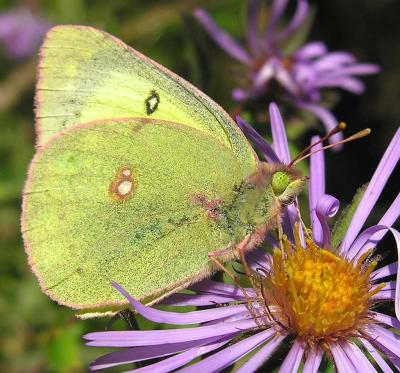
[22,26,305,312]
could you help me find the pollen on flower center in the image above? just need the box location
[263,227,383,342]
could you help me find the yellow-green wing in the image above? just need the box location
[36,25,256,170]
[23,118,252,309]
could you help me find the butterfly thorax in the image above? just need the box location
[194,163,303,250]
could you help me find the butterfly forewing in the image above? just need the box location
[36,25,256,171]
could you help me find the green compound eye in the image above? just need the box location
[272,171,290,195]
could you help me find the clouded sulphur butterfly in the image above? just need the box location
[22,26,305,311]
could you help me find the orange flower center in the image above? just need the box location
[263,227,383,342]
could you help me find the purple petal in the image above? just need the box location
[367,324,400,358]
[329,342,357,372]
[303,345,323,373]
[295,101,343,148]
[190,280,255,298]
[370,340,400,371]
[351,227,400,317]
[113,282,247,325]
[278,338,306,373]
[236,334,286,372]
[193,9,252,64]
[159,293,242,307]
[281,205,296,242]
[375,285,396,304]
[232,85,268,101]
[253,59,298,95]
[372,311,400,329]
[126,336,232,373]
[90,335,230,370]
[378,280,397,291]
[204,310,250,325]
[265,0,289,45]
[232,88,254,101]
[346,224,390,260]
[253,60,276,87]
[180,329,276,373]
[315,194,340,249]
[84,319,257,347]
[361,192,400,254]
[314,76,366,94]
[393,228,400,320]
[273,0,309,42]
[311,52,357,71]
[292,62,317,92]
[269,102,291,163]
[371,262,398,281]
[309,136,325,244]
[358,338,394,373]
[247,0,260,55]
[330,63,381,76]
[343,128,400,250]
[247,247,273,272]
[341,340,376,373]
[372,288,395,301]
[294,41,328,61]
[236,116,280,163]
[273,62,299,95]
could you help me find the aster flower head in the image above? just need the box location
[85,104,400,372]
[0,7,50,60]
[194,0,380,145]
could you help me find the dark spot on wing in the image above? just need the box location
[145,90,160,115]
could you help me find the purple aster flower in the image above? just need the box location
[84,104,400,372]
[194,0,380,146]
[0,7,50,60]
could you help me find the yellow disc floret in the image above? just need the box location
[262,225,383,343]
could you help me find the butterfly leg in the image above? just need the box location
[236,236,259,295]
[294,201,312,241]
[277,220,285,255]
[208,253,254,305]
[208,236,250,290]
[208,236,265,327]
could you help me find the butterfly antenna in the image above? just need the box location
[288,122,346,168]
[290,126,371,167]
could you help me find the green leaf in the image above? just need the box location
[331,184,368,249]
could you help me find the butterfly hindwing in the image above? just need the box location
[23,118,252,308]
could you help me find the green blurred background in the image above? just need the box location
[0,0,399,371]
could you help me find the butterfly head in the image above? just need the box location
[271,169,306,206]
[269,123,371,206]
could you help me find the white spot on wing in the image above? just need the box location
[117,180,132,196]
[148,96,158,111]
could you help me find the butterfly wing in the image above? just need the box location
[23,118,254,309]
[36,25,256,170]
